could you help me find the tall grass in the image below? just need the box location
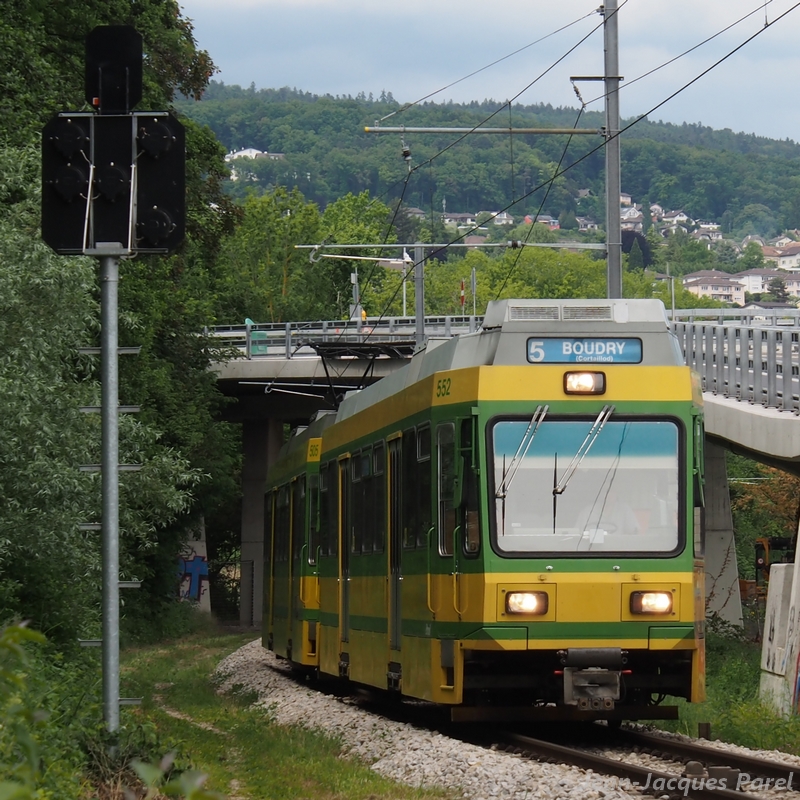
[662,618,800,752]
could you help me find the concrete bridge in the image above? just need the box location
[212,308,800,627]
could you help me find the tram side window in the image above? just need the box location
[461,418,480,555]
[328,464,338,558]
[308,474,319,565]
[276,484,290,562]
[402,429,418,548]
[292,477,306,562]
[373,441,386,553]
[693,415,705,559]
[438,423,457,556]
[320,462,338,558]
[417,424,432,548]
[355,449,372,554]
[264,490,275,572]
[319,464,329,555]
[361,450,373,554]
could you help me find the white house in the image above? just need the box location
[733,268,785,295]
[225,147,264,161]
[444,212,477,228]
[776,243,800,270]
[663,210,694,229]
[683,276,745,305]
[620,206,643,231]
[484,210,514,226]
[576,216,599,231]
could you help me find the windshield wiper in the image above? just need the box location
[552,405,615,496]
[496,405,548,499]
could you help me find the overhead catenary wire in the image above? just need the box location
[372,0,800,323]
[583,0,781,110]
[433,0,800,302]
[305,4,614,268]
[293,0,800,397]
[304,0,776,268]
[376,8,600,123]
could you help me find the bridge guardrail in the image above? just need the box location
[673,320,800,415]
[211,310,800,415]
[210,316,481,359]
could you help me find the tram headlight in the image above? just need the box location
[564,372,606,394]
[505,591,549,615]
[630,591,673,615]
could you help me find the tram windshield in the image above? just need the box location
[491,417,680,555]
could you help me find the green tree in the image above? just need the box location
[0,0,244,642]
[507,221,557,244]
[628,238,645,270]
[0,147,200,641]
[767,275,792,304]
[215,187,322,323]
[734,204,778,238]
[737,241,767,271]
[558,210,578,230]
[712,239,740,271]
[661,230,715,275]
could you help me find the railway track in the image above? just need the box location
[495,729,799,799]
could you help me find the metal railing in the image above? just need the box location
[672,314,800,415]
[210,315,481,359]
[211,308,800,415]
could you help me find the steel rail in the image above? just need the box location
[614,728,798,783]
[500,731,765,800]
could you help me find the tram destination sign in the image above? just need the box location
[527,337,642,364]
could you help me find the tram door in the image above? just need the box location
[289,476,305,660]
[272,485,291,655]
[388,438,402,652]
[339,458,351,647]
[264,490,275,642]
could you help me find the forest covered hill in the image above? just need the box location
[176,82,800,239]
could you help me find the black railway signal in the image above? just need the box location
[136,114,185,253]
[42,115,92,255]
[85,26,142,115]
[41,111,185,255]
[41,26,185,256]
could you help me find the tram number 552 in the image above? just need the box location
[436,378,452,398]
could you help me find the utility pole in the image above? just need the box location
[604,0,623,299]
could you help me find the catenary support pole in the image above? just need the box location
[604,0,622,299]
[414,244,425,348]
[100,254,120,733]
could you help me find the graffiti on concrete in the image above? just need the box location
[760,561,798,715]
[178,538,211,612]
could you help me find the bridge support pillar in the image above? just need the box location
[704,439,743,626]
[240,417,283,626]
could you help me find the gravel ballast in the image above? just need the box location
[214,639,800,800]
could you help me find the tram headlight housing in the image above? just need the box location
[630,591,673,615]
[564,371,606,394]
[505,591,549,615]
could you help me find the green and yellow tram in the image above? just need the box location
[263,298,706,721]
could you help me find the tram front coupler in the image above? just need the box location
[558,647,627,709]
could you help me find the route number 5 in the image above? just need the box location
[529,341,545,362]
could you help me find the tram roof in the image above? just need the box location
[335,298,682,424]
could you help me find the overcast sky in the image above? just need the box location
[177,0,800,143]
